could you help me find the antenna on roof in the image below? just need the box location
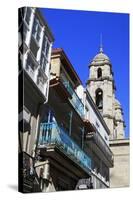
[100,33,103,53]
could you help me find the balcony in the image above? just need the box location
[38,122,92,174]
[86,128,114,167]
[60,79,84,119]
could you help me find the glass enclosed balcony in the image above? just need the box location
[39,122,91,173]
[61,80,84,118]
[86,128,114,167]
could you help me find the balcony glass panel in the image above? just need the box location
[88,125,113,165]
[60,79,84,118]
[95,130,113,163]
[39,122,91,173]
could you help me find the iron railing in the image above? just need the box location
[39,122,91,173]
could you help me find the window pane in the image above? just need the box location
[42,36,46,53]
[36,25,41,42]
[46,41,50,57]
[25,8,32,25]
[23,23,28,41]
[40,54,44,66]
[32,18,38,37]
[40,54,47,71]
[26,55,34,70]
[42,59,47,71]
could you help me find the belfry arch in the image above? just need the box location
[95,88,103,111]
[97,68,102,78]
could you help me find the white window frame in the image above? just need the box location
[32,18,42,43]
[24,7,32,26]
[40,35,50,71]
[40,54,48,72]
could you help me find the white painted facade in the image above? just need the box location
[19,7,54,101]
[76,85,109,145]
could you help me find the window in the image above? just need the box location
[25,7,32,25]
[96,89,103,111]
[45,41,50,57]
[32,18,41,43]
[40,54,47,71]
[37,70,45,92]
[37,71,44,83]
[97,68,102,78]
[26,55,36,80]
[36,25,41,42]
[41,36,46,53]
[23,23,28,42]
[26,55,35,71]
[40,36,50,71]
[42,36,50,58]
[60,70,68,82]
[19,7,32,42]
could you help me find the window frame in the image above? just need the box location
[24,7,32,26]
[40,35,50,71]
[32,17,42,43]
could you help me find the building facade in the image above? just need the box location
[18,7,54,192]
[36,48,113,192]
[87,45,129,188]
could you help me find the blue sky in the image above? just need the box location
[40,8,129,138]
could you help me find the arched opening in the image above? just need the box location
[97,68,102,78]
[96,89,103,111]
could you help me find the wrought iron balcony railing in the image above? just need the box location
[39,122,92,173]
[61,80,84,118]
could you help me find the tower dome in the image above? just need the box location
[90,47,111,66]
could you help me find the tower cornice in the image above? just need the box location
[89,61,112,68]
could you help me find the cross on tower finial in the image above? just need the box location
[100,33,103,53]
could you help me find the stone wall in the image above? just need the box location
[110,139,130,188]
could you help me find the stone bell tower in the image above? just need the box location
[87,44,125,139]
